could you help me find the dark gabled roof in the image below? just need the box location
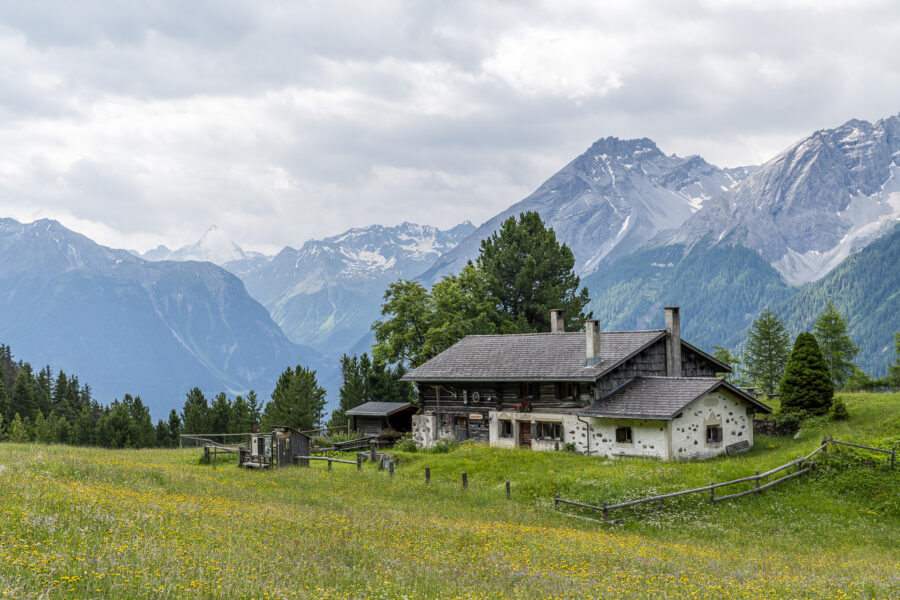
[401,330,666,383]
[578,377,772,420]
[346,402,418,417]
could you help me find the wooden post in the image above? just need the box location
[213,447,217,469]
[658,498,664,511]
[425,467,431,484]
[709,481,714,503]
[356,454,362,471]
[505,480,511,499]
[328,457,333,471]
[891,448,895,471]
[755,470,760,489]
[389,461,394,477]
[370,440,377,462]
[822,437,828,455]
[461,472,468,489]
[797,456,802,473]
[554,493,560,509]
[602,501,608,521]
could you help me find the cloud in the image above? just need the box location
[0,0,898,252]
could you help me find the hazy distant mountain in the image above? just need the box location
[141,225,267,266]
[420,137,752,283]
[672,115,900,284]
[0,218,321,416]
[232,221,476,356]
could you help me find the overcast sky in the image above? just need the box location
[1,0,898,253]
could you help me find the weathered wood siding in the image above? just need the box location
[681,346,718,377]
[419,383,589,417]
[355,416,385,437]
[595,339,667,398]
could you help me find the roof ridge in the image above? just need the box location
[464,329,666,338]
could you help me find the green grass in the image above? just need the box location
[1,393,899,599]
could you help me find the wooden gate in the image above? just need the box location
[455,416,468,441]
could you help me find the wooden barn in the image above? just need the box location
[346,402,418,438]
[402,307,771,460]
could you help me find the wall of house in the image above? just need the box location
[578,418,670,459]
[670,390,753,459]
[595,341,667,398]
[355,416,385,437]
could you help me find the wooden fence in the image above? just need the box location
[554,437,895,520]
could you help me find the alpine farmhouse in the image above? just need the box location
[401,307,771,460]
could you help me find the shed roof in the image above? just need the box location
[346,402,418,417]
[401,330,667,383]
[578,377,771,420]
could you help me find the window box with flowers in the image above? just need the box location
[516,402,532,413]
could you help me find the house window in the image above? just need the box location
[706,425,723,443]
[555,382,578,399]
[615,427,632,444]
[518,382,536,398]
[499,420,513,438]
[537,422,562,440]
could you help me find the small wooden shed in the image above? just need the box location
[244,426,311,468]
[346,402,419,437]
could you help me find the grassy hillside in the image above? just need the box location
[1,393,899,599]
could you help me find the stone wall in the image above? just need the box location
[670,390,752,459]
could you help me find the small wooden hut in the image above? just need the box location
[242,425,311,468]
[346,402,418,438]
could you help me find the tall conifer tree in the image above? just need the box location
[742,308,791,395]
[813,300,860,389]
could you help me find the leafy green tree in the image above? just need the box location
[712,346,748,385]
[478,212,591,332]
[181,387,209,434]
[8,413,28,443]
[742,308,791,395]
[843,367,876,392]
[813,300,859,389]
[779,333,834,415]
[262,365,327,431]
[372,279,432,368]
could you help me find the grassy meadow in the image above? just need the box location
[1,393,899,599]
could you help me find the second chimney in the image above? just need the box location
[550,309,565,333]
[665,306,682,377]
[585,320,602,366]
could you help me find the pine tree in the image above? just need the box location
[779,333,834,415]
[813,300,859,389]
[742,308,791,395]
[167,409,183,444]
[262,365,326,431]
[0,367,8,422]
[478,211,591,331]
[9,413,28,443]
[10,364,36,419]
[73,406,95,446]
[181,388,209,434]
[330,354,367,429]
[231,395,252,433]
[246,390,262,429]
[208,392,233,434]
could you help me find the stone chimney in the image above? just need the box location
[550,309,565,333]
[585,320,602,367]
[665,306,682,377]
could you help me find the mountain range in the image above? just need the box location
[3,112,899,416]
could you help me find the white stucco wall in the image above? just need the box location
[578,418,670,459]
[670,390,753,459]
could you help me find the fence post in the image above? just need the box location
[370,440,377,462]
[891,448,895,471]
[658,498,664,511]
[425,467,431,484]
[328,457,333,471]
[389,461,394,477]
[709,481,714,503]
[461,472,468,489]
[755,470,760,490]
[554,493,560,509]
[797,456,802,473]
[356,454,362,471]
[822,437,828,455]
[602,501,608,521]
[505,480,511,499]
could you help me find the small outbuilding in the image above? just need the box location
[346,402,419,438]
[243,425,311,468]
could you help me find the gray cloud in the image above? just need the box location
[0,0,898,252]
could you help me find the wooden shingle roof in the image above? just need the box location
[345,402,418,417]
[401,330,666,383]
[578,377,771,419]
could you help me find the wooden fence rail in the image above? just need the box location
[553,437,894,520]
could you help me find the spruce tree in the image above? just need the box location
[779,332,834,416]
[181,387,209,434]
[208,392,233,434]
[10,364,36,419]
[742,307,791,395]
[167,409,183,443]
[330,354,367,429]
[9,413,28,443]
[813,300,859,389]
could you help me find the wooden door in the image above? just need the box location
[519,422,532,448]
[455,416,468,441]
